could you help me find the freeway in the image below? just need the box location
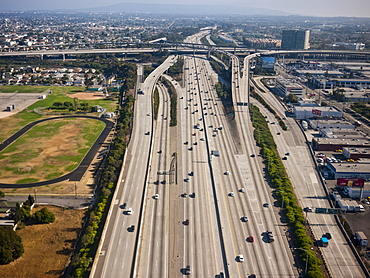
[91,55,178,278]
[249,70,365,277]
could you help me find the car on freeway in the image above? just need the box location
[154,194,159,200]
[122,203,127,209]
[188,147,193,151]
[241,216,248,222]
[323,232,332,240]
[184,178,189,182]
[237,255,244,262]
[285,152,290,156]
[184,219,190,225]
[145,131,150,135]
[200,137,205,141]
[184,141,188,145]
[229,192,235,197]
[224,171,230,175]
[188,171,194,176]
[304,207,313,212]
[282,156,288,160]
[126,208,133,215]
[158,149,162,154]
[247,236,254,242]
[277,132,281,135]
[128,225,135,232]
[263,203,269,207]
[250,154,255,157]
[240,188,245,193]
[147,113,151,116]
[184,265,191,275]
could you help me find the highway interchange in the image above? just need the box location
[90,31,366,278]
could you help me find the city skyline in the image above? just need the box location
[1,0,370,18]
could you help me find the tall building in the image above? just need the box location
[281,30,310,50]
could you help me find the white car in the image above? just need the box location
[240,188,245,193]
[224,171,230,175]
[237,254,244,262]
[154,194,159,200]
[229,192,235,197]
[126,208,132,215]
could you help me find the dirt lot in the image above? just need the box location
[0,206,86,278]
[69,91,107,100]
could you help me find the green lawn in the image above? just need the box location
[0,117,105,184]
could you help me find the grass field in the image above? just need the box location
[0,117,105,184]
[0,85,118,142]
[0,206,86,278]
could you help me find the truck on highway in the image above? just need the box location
[320,237,329,247]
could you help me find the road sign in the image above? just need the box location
[315,208,327,214]
[327,209,338,214]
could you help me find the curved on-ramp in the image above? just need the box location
[0,115,114,188]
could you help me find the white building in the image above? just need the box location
[293,106,342,120]
[275,77,306,98]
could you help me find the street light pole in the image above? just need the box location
[293,247,312,275]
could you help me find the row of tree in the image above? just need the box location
[162,78,178,127]
[50,101,98,113]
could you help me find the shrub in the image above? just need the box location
[33,207,55,224]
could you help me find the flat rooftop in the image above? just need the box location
[343,147,370,155]
[294,106,340,112]
[331,162,370,174]
[314,137,370,146]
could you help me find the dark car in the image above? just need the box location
[323,232,332,240]
[122,203,127,209]
[184,219,190,225]
[185,265,191,275]
[250,154,255,157]
[128,225,135,232]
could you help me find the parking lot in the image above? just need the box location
[0,92,48,118]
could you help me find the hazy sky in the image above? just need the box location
[2,0,370,17]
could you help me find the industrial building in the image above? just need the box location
[308,118,354,130]
[312,137,370,151]
[342,147,370,160]
[275,77,306,98]
[293,106,342,120]
[326,161,370,180]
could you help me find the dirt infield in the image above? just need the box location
[0,206,86,278]
[69,91,107,100]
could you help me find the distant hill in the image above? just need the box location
[87,3,289,16]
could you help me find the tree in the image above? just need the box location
[0,190,4,199]
[33,207,55,224]
[0,227,24,264]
